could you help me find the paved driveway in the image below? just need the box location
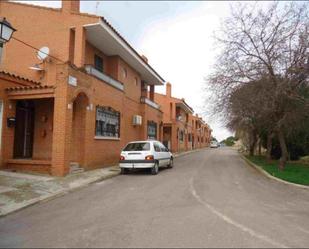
[0,148,308,248]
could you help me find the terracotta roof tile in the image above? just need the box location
[5,85,54,92]
[0,70,42,85]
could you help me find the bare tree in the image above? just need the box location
[207,2,309,169]
[227,77,276,157]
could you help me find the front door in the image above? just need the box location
[13,101,35,159]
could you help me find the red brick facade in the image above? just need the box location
[0,0,211,176]
[155,83,211,153]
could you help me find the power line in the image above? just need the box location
[11,36,65,63]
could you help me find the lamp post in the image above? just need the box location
[0,17,16,44]
[0,17,16,64]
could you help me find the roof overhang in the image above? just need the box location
[0,70,41,86]
[84,20,165,86]
[176,102,194,114]
[6,85,55,100]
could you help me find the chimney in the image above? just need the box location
[166,82,172,97]
[62,0,80,13]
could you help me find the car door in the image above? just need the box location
[153,142,163,166]
[159,142,170,166]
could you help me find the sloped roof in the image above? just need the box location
[0,70,41,86]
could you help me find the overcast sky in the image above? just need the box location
[16,0,236,141]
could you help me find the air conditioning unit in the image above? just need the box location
[133,115,142,126]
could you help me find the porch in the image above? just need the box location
[3,84,92,176]
[4,86,55,174]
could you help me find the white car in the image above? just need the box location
[210,141,219,148]
[119,140,173,175]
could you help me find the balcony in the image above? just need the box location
[140,96,160,110]
[176,115,189,126]
[85,65,124,91]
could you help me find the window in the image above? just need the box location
[179,130,184,142]
[147,121,157,139]
[159,142,169,152]
[95,106,120,138]
[94,54,103,72]
[124,142,150,151]
[154,142,161,152]
[122,67,127,78]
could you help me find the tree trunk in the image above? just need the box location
[249,132,257,156]
[266,132,273,163]
[258,138,262,156]
[277,128,288,171]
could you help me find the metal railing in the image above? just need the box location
[85,65,124,91]
[140,96,160,110]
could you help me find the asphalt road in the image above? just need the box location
[1,148,309,248]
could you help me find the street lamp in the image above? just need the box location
[0,17,16,44]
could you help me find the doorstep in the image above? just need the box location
[6,159,52,175]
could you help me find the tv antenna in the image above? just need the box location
[95,1,100,15]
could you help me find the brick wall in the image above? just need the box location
[0,1,166,175]
[32,98,54,160]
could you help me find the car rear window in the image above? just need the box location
[123,142,150,151]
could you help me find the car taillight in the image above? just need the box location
[120,155,125,161]
[145,155,154,160]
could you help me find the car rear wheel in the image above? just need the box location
[151,162,159,175]
[167,158,173,168]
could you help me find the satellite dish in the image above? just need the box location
[37,46,50,60]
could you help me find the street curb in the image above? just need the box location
[174,147,207,158]
[240,154,309,190]
[0,170,120,217]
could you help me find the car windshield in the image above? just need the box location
[123,142,150,151]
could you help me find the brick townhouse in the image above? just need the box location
[191,114,212,150]
[0,0,165,176]
[155,83,211,153]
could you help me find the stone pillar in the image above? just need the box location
[149,85,154,101]
[1,100,16,168]
[159,122,163,142]
[51,66,72,176]
[170,123,177,153]
[73,26,85,69]
[141,81,147,98]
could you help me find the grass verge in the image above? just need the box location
[246,155,309,186]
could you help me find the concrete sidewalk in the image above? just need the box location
[0,166,120,217]
[0,148,207,217]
